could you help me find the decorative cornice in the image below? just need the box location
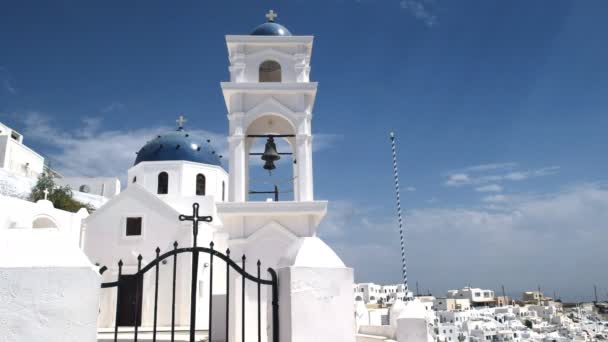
[217,200,327,216]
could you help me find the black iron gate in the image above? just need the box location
[99,203,279,342]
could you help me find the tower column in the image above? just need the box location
[228,135,247,202]
[295,134,313,201]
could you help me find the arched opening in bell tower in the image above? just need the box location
[245,114,296,201]
[259,60,282,82]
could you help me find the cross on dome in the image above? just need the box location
[176,115,187,129]
[265,9,278,22]
[43,188,49,200]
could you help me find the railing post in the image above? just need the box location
[134,254,143,342]
[190,247,199,342]
[257,260,261,342]
[153,247,160,342]
[171,241,178,342]
[268,268,279,342]
[114,260,123,342]
[178,202,212,342]
[209,241,215,342]
[225,249,231,342]
[242,255,246,342]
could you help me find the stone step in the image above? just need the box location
[356,333,394,342]
[97,328,208,342]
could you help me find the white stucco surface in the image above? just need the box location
[396,300,433,342]
[0,229,101,342]
[278,236,345,268]
[279,266,356,342]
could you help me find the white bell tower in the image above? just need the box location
[221,11,316,203]
[216,12,354,342]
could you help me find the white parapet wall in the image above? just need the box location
[0,228,101,342]
[277,237,356,342]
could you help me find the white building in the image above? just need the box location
[435,297,472,311]
[0,122,44,179]
[447,287,496,307]
[0,120,119,208]
[354,283,410,304]
[56,176,120,199]
[85,147,229,329]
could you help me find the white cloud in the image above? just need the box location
[0,67,17,95]
[312,133,342,152]
[475,184,503,192]
[481,194,507,203]
[445,173,471,186]
[399,0,438,27]
[445,165,559,187]
[21,112,227,181]
[405,186,416,192]
[463,162,517,173]
[322,183,608,300]
[101,102,126,113]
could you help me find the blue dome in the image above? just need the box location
[134,129,223,167]
[251,22,292,36]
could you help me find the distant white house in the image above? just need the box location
[447,287,496,307]
[354,283,412,304]
[56,176,120,198]
[434,297,472,311]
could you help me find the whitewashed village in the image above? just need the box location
[1,9,607,342]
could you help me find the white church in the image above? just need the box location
[82,11,356,342]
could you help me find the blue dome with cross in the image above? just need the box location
[134,117,223,167]
[251,10,292,36]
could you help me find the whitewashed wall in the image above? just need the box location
[127,161,228,200]
[0,195,88,247]
[0,135,44,178]
[56,177,121,198]
[0,228,101,342]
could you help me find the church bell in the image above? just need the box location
[261,136,280,173]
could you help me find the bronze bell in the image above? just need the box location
[261,137,280,172]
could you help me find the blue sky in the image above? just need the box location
[1,0,607,301]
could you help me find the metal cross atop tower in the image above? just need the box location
[176,115,187,129]
[265,9,278,22]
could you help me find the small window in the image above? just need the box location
[196,174,206,196]
[132,176,137,183]
[79,184,90,193]
[259,60,281,82]
[222,181,225,201]
[126,217,142,236]
[157,172,168,194]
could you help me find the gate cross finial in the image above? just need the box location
[179,202,212,247]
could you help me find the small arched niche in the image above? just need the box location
[259,60,282,82]
[32,216,58,229]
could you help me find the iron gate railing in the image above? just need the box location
[99,203,279,342]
